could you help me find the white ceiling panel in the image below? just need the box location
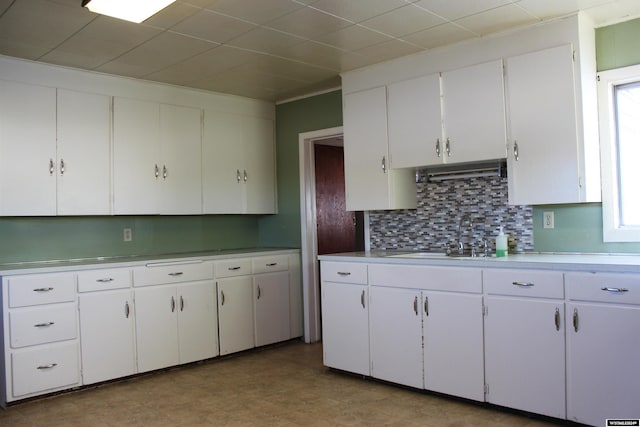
[0,0,637,102]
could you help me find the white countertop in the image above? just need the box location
[318,251,640,273]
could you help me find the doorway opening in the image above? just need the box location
[299,127,367,343]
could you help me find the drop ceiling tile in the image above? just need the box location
[0,0,13,14]
[40,16,162,69]
[96,31,216,78]
[143,2,201,29]
[170,9,257,43]
[401,22,477,49]
[277,40,350,70]
[0,0,94,54]
[226,27,306,56]
[309,0,408,23]
[583,0,640,25]
[413,0,515,20]
[354,38,424,63]
[265,6,352,39]
[252,55,337,82]
[313,24,395,51]
[454,3,538,36]
[202,0,303,25]
[359,3,447,37]
[145,45,261,85]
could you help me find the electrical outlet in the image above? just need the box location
[543,211,555,229]
[123,228,133,242]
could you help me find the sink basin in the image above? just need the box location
[386,252,449,259]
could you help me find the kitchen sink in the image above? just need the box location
[386,252,491,260]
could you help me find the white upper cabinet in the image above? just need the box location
[506,44,599,205]
[202,111,276,214]
[387,60,506,168]
[113,97,202,215]
[343,87,416,211]
[0,80,57,216]
[57,89,111,215]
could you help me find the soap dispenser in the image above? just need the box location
[496,226,508,257]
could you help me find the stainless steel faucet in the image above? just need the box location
[457,214,472,255]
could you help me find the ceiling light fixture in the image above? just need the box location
[81,0,176,24]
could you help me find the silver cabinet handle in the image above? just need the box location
[243,170,248,183]
[220,290,225,306]
[601,287,629,293]
[337,272,351,276]
[573,308,579,332]
[60,159,65,175]
[228,266,241,271]
[413,296,418,315]
[33,287,54,292]
[257,286,261,300]
[554,307,560,331]
[96,278,114,283]
[360,290,365,309]
[34,322,55,327]
[37,363,58,370]
[171,296,176,313]
[125,301,130,319]
[49,158,55,175]
[445,138,451,157]
[513,140,519,161]
[266,263,278,267]
[162,165,168,179]
[512,281,534,287]
[381,156,386,173]
[180,296,184,311]
[236,169,241,183]
[154,164,159,178]
[424,297,429,317]
[435,138,441,157]
[168,272,183,277]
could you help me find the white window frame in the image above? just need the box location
[598,63,640,242]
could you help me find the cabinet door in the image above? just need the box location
[423,291,484,401]
[134,286,179,373]
[177,281,217,364]
[158,104,202,214]
[369,286,423,388]
[217,276,254,355]
[506,44,580,205]
[0,80,56,216]
[484,296,565,419]
[113,97,160,214]
[387,74,441,168]
[202,111,245,213]
[57,89,111,215]
[442,60,506,164]
[343,87,416,211]
[244,117,276,214]
[254,272,290,347]
[78,290,135,385]
[567,302,640,426]
[321,282,369,376]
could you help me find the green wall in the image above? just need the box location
[258,90,343,248]
[533,17,640,253]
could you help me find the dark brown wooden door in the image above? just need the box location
[314,144,363,255]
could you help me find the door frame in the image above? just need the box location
[298,126,369,343]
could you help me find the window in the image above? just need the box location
[598,64,640,242]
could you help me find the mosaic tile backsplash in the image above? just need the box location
[369,171,534,253]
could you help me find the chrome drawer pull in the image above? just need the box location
[257,286,261,300]
[125,302,130,319]
[37,363,57,370]
[512,281,534,287]
[33,287,54,292]
[424,297,429,317]
[554,308,560,331]
[601,287,629,293]
[337,272,351,276]
[220,290,225,306]
[96,278,114,283]
[228,266,241,271]
[360,290,365,309]
[180,296,184,311]
[171,296,176,313]
[573,308,579,332]
[413,296,418,315]
[34,322,55,328]
[266,263,278,267]
[168,272,183,276]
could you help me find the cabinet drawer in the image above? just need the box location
[484,269,564,298]
[134,261,213,287]
[10,304,77,348]
[7,273,76,308]
[11,341,80,398]
[369,264,482,293]
[215,259,252,278]
[321,262,367,284]
[566,272,640,304]
[252,255,289,274]
[78,268,131,292]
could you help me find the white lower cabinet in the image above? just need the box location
[483,269,565,419]
[565,272,640,426]
[217,276,254,356]
[254,271,290,347]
